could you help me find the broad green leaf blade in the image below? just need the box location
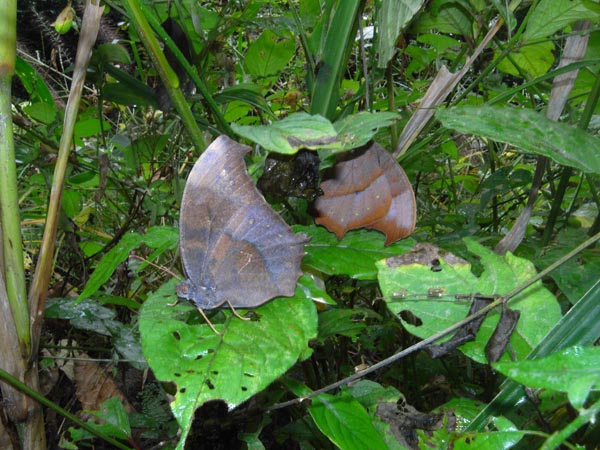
[23,102,58,124]
[93,43,132,65]
[344,381,407,450]
[214,84,275,118]
[77,227,179,301]
[345,380,402,407]
[309,392,388,450]
[411,2,472,38]
[310,0,361,119]
[420,405,520,448]
[496,41,555,78]
[46,298,146,369]
[298,225,416,280]
[15,57,55,104]
[232,112,340,154]
[523,0,600,42]
[103,82,159,107]
[378,239,561,364]
[102,64,159,107]
[454,431,525,449]
[88,398,132,441]
[493,346,600,409]
[46,297,116,333]
[334,111,400,149]
[467,278,600,431]
[244,30,295,78]
[436,106,600,173]
[139,281,317,448]
[376,0,425,68]
[298,273,336,306]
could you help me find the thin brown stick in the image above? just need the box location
[28,0,105,359]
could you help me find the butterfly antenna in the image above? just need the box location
[227,301,252,321]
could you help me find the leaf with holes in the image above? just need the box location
[377,239,561,364]
[139,280,317,448]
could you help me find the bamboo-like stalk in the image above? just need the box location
[0,0,28,354]
[29,0,104,358]
[142,10,233,136]
[0,0,48,447]
[309,0,362,120]
[122,0,207,151]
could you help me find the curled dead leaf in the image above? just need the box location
[74,353,135,417]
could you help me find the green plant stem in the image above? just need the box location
[0,3,29,350]
[291,3,316,80]
[386,64,397,149]
[541,166,573,245]
[0,366,133,450]
[0,2,49,448]
[142,10,233,136]
[540,398,600,450]
[310,0,362,119]
[489,59,600,106]
[122,0,206,151]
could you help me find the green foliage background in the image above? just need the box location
[3,0,600,449]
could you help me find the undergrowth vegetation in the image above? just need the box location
[1,0,599,449]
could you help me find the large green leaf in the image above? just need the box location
[334,111,400,149]
[139,280,317,449]
[298,225,416,280]
[232,112,340,154]
[309,391,389,450]
[376,0,425,68]
[244,29,296,78]
[411,0,473,39]
[493,346,600,409]
[523,0,600,42]
[496,41,555,78]
[15,57,55,105]
[436,106,600,173]
[378,239,562,364]
[23,102,58,125]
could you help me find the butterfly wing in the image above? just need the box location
[179,135,308,309]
